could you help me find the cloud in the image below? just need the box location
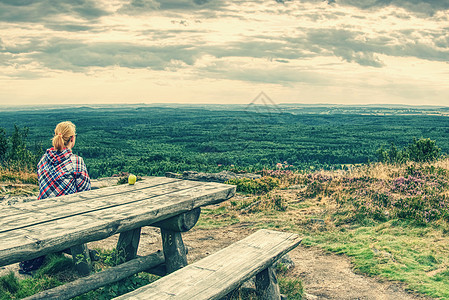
[332,0,449,15]
[0,0,108,23]
[291,27,449,66]
[197,59,328,85]
[205,40,313,62]
[302,29,385,67]
[157,0,227,10]
[1,0,448,85]
[118,0,160,14]
[118,0,230,15]
[2,24,447,81]
[44,24,95,32]
[282,0,449,16]
[19,40,200,72]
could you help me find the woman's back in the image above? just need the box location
[37,147,90,199]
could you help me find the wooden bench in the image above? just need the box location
[113,229,302,300]
[0,177,235,299]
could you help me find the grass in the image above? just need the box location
[0,165,37,185]
[0,253,73,299]
[0,165,38,201]
[0,251,160,300]
[303,221,449,298]
[198,158,449,299]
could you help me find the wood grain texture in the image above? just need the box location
[113,229,302,300]
[153,208,201,232]
[255,266,281,300]
[23,251,165,300]
[0,178,236,267]
[70,243,91,276]
[0,178,192,233]
[161,229,187,274]
[0,177,178,221]
[116,227,142,262]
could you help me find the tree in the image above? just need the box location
[376,142,406,164]
[7,125,35,168]
[0,128,7,162]
[407,137,441,162]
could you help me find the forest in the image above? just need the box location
[0,104,448,178]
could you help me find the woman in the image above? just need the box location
[19,121,92,274]
[37,121,90,199]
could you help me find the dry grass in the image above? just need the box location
[0,165,37,184]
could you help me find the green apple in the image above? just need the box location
[128,174,137,185]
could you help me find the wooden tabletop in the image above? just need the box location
[0,177,235,267]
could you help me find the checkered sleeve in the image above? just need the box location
[73,155,91,192]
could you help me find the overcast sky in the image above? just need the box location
[1,0,448,106]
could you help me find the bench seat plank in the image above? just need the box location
[0,179,235,267]
[114,229,302,300]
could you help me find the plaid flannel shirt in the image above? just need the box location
[37,148,91,200]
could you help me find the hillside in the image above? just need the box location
[1,158,449,298]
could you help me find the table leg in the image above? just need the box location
[161,228,187,274]
[70,243,91,276]
[116,227,142,262]
[155,208,200,274]
[255,266,281,300]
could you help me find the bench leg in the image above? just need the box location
[70,244,91,276]
[117,227,142,262]
[255,266,281,300]
[161,228,187,274]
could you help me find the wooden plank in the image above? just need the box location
[0,179,219,233]
[0,178,182,229]
[0,215,106,266]
[23,251,165,300]
[0,177,178,218]
[0,183,235,266]
[83,183,235,228]
[113,229,302,300]
[0,179,180,232]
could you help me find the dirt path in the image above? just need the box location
[289,246,428,300]
[89,224,429,300]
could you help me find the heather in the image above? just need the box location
[287,159,449,227]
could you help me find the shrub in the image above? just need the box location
[0,128,7,162]
[407,137,441,162]
[226,176,280,194]
[377,138,441,164]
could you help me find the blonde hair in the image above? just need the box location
[52,121,76,151]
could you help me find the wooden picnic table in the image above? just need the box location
[0,177,236,275]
